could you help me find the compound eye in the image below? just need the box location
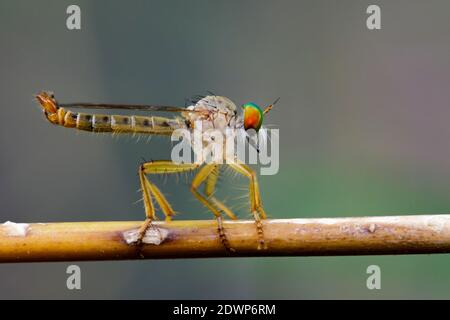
[242,102,263,131]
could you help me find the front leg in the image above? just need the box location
[228,163,267,250]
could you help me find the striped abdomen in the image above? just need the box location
[52,108,186,135]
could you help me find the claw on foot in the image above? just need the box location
[137,218,153,243]
[253,211,267,250]
[123,220,168,246]
[216,216,235,253]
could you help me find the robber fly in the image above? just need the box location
[35,92,277,251]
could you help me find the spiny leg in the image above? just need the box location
[204,165,237,220]
[136,160,199,244]
[136,165,156,244]
[190,164,235,252]
[228,162,267,249]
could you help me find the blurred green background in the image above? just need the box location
[1,0,450,299]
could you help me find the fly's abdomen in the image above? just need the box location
[60,109,185,135]
[62,111,111,132]
[110,115,184,135]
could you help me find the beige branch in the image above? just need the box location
[1,215,450,262]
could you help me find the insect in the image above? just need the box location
[35,91,277,251]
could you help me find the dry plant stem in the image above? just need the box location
[1,215,450,262]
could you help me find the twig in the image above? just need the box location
[1,215,450,262]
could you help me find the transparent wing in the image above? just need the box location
[59,102,198,113]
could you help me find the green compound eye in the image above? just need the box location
[242,102,263,131]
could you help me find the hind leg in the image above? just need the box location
[135,160,199,245]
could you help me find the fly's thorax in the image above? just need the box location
[179,96,239,163]
[183,95,238,134]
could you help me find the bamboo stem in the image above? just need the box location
[1,215,450,262]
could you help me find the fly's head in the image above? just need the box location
[238,98,279,154]
[241,98,278,132]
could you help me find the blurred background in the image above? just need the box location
[1,0,450,299]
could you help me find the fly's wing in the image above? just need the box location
[37,90,205,114]
[59,102,198,113]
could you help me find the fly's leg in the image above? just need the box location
[136,160,199,245]
[204,165,237,220]
[136,165,155,244]
[191,164,235,252]
[228,163,267,250]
